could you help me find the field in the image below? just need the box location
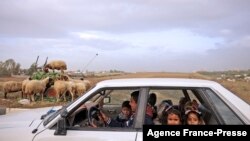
[0,72,249,109]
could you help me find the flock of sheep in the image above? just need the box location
[1,60,92,103]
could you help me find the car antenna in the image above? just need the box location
[31,107,56,134]
[82,53,98,76]
[31,106,56,134]
[32,122,43,134]
[31,94,66,134]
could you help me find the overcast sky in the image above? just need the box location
[1,0,250,72]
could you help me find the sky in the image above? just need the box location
[1,0,250,72]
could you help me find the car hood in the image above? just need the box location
[0,106,61,129]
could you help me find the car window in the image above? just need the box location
[148,88,204,125]
[104,89,134,105]
[148,89,182,126]
[102,89,134,119]
[204,89,244,125]
[187,90,200,105]
[66,88,140,129]
[150,89,185,105]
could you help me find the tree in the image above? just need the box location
[0,61,10,76]
[13,63,21,74]
[4,59,15,72]
[28,63,37,75]
[0,59,22,76]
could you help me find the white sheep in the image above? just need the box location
[24,77,51,102]
[83,80,91,91]
[54,80,75,102]
[72,79,91,91]
[45,60,67,73]
[2,81,22,99]
[21,78,31,98]
[74,82,86,97]
[70,79,91,97]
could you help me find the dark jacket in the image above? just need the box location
[116,112,129,123]
[108,114,153,127]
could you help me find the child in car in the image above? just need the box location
[184,109,205,125]
[116,100,132,122]
[162,108,182,125]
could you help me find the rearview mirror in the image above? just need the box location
[103,97,111,104]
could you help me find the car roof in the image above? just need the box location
[96,78,219,88]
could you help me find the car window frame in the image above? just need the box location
[64,87,144,131]
[201,88,245,124]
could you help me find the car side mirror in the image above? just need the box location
[54,118,67,136]
[103,97,111,104]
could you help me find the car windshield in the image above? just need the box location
[43,88,100,126]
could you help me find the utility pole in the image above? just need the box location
[35,56,39,71]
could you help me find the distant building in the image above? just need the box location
[234,75,241,78]
[216,77,222,80]
[244,77,250,82]
[227,78,236,82]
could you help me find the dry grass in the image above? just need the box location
[219,80,250,104]
[0,72,249,109]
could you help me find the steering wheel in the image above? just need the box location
[88,106,101,127]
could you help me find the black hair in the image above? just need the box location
[122,100,131,109]
[161,108,182,125]
[148,93,157,106]
[183,110,204,125]
[131,90,139,103]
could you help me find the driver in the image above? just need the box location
[97,90,154,127]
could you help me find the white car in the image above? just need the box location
[0,78,249,141]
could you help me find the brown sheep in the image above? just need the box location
[45,60,67,73]
[83,80,91,91]
[54,80,75,102]
[21,78,31,98]
[72,79,91,91]
[24,77,52,102]
[2,81,22,99]
[74,82,86,97]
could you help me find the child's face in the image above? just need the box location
[129,98,137,113]
[121,107,131,117]
[187,113,199,125]
[167,113,181,125]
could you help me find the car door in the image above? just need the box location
[34,88,144,141]
[33,127,137,141]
